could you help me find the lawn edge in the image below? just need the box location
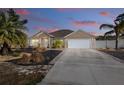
[96,49,124,63]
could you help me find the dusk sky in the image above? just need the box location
[15,8,124,37]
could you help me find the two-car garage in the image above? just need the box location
[67,39,91,48]
[64,30,96,48]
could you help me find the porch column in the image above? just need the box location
[40,38,42,47]
[48,37,51,48]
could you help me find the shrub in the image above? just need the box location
[18,53,31,64]
[31,52,45,64]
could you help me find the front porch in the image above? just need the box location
[30,37,51,48]
[29,31,53,48]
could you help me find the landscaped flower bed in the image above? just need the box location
[0,49,62,85]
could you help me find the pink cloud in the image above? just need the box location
[72,20,99,27]
[16,9,30,15]
[99,11,116,20]
[16,9,55,24]
[99,12,110,16]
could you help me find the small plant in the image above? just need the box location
[53,39,64,48]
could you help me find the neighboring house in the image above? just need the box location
[29,29,96,48]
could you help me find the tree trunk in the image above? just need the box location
[115,34,119,50]
[0,42,10,55]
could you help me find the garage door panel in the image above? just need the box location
[68,39,90,48]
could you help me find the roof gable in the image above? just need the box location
[64,30,95,39]
[31,31,54,39]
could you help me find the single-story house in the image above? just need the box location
[29,29,96,48]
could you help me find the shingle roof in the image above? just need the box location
[49,29,74,38]
[64,30,95,39]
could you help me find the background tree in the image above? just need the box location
[0,9,28,55]
[100,13,124,49]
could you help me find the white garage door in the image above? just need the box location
[68,39,91,48]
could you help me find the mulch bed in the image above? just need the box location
[98,49,124,62]
[0,49,62,85]
[42,50,62,65]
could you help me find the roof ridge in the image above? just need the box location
[77,29,96,37]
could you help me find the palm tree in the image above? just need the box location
[0,9,28,55]
[100,14,124,49]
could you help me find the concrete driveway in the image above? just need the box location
[40,49,124,85]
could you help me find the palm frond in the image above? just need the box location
[100,24,115,30]
[0,9,28,48]
[116,13,124,21]
[104,30,115,37]
[118,21,124,33]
